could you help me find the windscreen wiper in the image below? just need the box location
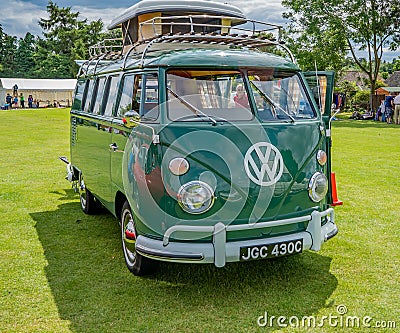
[167,87,217,125]
[250,82,295,123]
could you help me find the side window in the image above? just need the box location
[92,77,107,115]
[304,75,327,111]
[134,73,159,120]
[83,79,96,113]
[72,79,87,111]
[303,71,335,117]
[116,74,135,118]
[81,81,90,111]
[103,76,119,116]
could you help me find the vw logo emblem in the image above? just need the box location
[244,142,284,186]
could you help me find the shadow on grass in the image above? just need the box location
[32,192,338,333]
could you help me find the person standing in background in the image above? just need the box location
[13,95,18,108]
[28,95,33,108]
[384,93,394,124]
[393,92,400,125]
[20,93,25,108]
[5,93,12,109]
[13,84,18,97]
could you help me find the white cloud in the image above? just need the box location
[225,0,287,25]
[72,0,288,33]
[0,0,46,37]
[70,6,127,29]
[381,48,400,61]
[0,1,125,37]
[0,0,397,61]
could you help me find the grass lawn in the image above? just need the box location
[0,108,399,333]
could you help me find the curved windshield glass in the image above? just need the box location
[167,70,253,122]
[166,69,315,123]
[248,70,316,122]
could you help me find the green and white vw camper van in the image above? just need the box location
[64,0,342,275]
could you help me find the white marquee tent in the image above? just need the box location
[0,78,76,108]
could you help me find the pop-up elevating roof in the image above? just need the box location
[108,0,246,30]
[80,0,294,77]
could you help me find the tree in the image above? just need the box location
[0,25,18,77]
[33,44,71,78]
[37,1,105,77]
[336,80,359,109]
[282,0,400,107]
[283,24,348,74]
[394,58,400,71]
[14,33,36,78]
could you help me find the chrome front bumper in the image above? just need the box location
[135,208,337,267]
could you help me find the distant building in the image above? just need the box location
[384,71,400,90]
[375,86,400,95]
[338,70,371,90]
[0,78,76,108]
[372,71,400,110]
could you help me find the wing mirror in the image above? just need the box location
[123,110,140,128]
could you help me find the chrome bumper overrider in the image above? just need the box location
[135,208,337,267]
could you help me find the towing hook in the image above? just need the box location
[59,156,78,183]
[59,156,69,164]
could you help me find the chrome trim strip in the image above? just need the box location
[155,208,335,267]
[163,214,313,246]
[136,244,204,261]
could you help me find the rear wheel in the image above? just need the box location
[79,179,101,214]
[120,201,157,276]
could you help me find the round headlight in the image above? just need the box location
[317,150,327,166]
[177,181,215,214]
[169,157,189,176]
[308,172,328,202]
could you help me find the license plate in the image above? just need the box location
[240,239,303,261]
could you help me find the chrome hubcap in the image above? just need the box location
[79,180,86,208]
[122,210,136,264]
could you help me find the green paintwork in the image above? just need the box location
[145,49,299,71]
[70,48,333,244]
[122,120,327,242]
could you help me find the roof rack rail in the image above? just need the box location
[119,33,295,69]
[80,15,295,76]
[138,15,283,41]
[77,38,124,77]
[89,38,124,58]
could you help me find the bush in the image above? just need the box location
[353,90,370,109]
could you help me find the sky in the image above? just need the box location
[0,0,398,61]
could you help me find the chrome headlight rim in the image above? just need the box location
[177,180,215,214]
[308,172,328,202]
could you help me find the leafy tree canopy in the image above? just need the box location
[282,0,400,101]
[37,1,105,77]
[0,1,109,78]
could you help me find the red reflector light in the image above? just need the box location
[125,229,136,240]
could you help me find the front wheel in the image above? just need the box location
[120,201,157,276]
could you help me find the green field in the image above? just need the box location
[0,108,399,333]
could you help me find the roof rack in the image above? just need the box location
[80,15,295,77]
[125,33,295,69]
[138,15,282,40]
[88,38,124,59]
[77,39,124,77]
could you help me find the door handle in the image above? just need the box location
[109,143,118,152]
